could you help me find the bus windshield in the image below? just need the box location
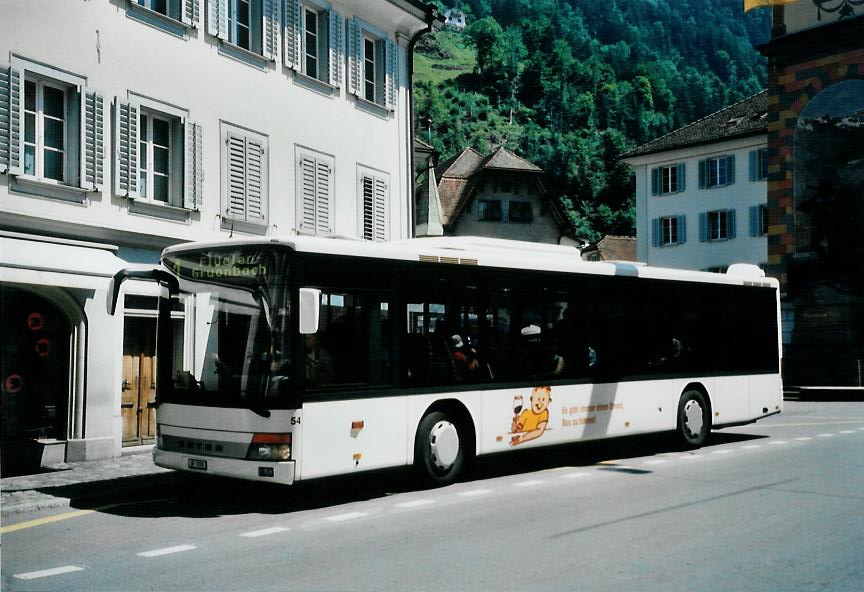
[161,246,293,410]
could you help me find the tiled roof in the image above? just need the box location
[580,235,637,262]
[483,146,543,172]
[620,90,768,159]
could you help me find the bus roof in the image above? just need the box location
[161,235,778,289]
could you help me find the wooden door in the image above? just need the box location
[121,354,157,445]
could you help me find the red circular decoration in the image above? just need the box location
[3,374,23,393]
[27,312,44,331]
[35,338,51,357]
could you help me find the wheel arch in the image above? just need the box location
[681,381,712,425]
[415,398,478,459]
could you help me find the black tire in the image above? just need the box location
[414,410,467,486]
[677,389,710,448]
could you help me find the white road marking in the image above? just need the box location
[395,499,435,509]
[838,430,856,434]
[770,440,789,445]
[795,437,813,441]
[514,479,544,488]
[741,444,762,449]
[560,472,590,479]
[711,449,734,455]
[240,526,290,538]
[325,512,367,522]
[817,433,835,438]
[458,488,492,497]
[14,566,84,580]
[138,545,197,558]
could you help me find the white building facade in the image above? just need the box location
[0,0,433,468]
[622,92,769,273]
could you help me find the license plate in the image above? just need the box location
[188,458,207,471]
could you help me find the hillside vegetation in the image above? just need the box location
[415,0,770,241]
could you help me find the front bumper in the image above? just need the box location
[153,447,296,485]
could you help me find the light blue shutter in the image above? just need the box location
[651,218,661,247]
[749,150,757,182]
[699,212,708,242]
[113,99,139,197]
[726,209,736,239]
[283,0,301,70]
[347,18,362,97]
[182,0,200,27]
[207,0,228,39]
[0,66,22,175]
[650,167,660,195]
[328,9,344,87]
[749,206,758,236]
[80,89,104,191]
[726,155,735,185]
[698,159,706,189]
[677,215,686,244]
[677,163,686,192]
[184,121,203,210]
[262,0,280,61]
[385,39,398,111]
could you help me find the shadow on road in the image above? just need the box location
[53,431,767,520]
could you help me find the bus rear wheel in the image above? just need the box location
[677,389,710,448]
[414,410,466,486]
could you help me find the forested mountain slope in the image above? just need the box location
[415,0,770,240]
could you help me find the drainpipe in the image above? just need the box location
[406,5,436,239]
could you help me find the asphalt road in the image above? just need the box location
[3,400,863,591]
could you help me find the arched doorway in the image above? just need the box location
[788,79,864,386]
[1,286,73,474]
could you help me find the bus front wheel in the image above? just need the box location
[677,389,710,448]
[414,411,466,486]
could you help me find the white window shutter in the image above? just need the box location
[226,132,247,219]
[0,66,22,175]
[79,89,104,191]
[208,0,228,39]
[385,39,398,111]
[184,121,203,210]
[114,98,139,197]
[182,0,200,28]
[328,10,344,87]
[245,136,265,222]
[262,0,280,62]
[347,18,362,97]
[362,176,374,240]
[283,0,301,70]
[373,175,387,241]
[298,155,316,233]
[314,158,331,234]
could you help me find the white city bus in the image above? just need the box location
[109,236,782,486]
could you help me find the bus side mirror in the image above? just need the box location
[299,288,321,334]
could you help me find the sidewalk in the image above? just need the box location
[1,446,172,518]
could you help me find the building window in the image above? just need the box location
[2,60,104,197]
[114,96,202,211]
[137,0,181,20]
[284,0,343,86]
[698,155,735,188]
[359,167,389,242]
[651,163,685,195]
[221,123,268,233]
[208,0,279,61]
[652,215,686,247]
[750,148,768,181]
[138,112,174,202]
[23,79,66,182]
[129,1,199,33]
[508,201,533,223]
[700,210,736,242]
[477,199,502,222]
[296,146,333,235]
[750,204,769,237]
[348,17,398,110]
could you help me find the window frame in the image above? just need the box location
[23,77,69,183]
[661,216,679,246]
[477,198,503,222]
[508,200,533,224]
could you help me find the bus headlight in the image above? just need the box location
[247,433,292,461]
